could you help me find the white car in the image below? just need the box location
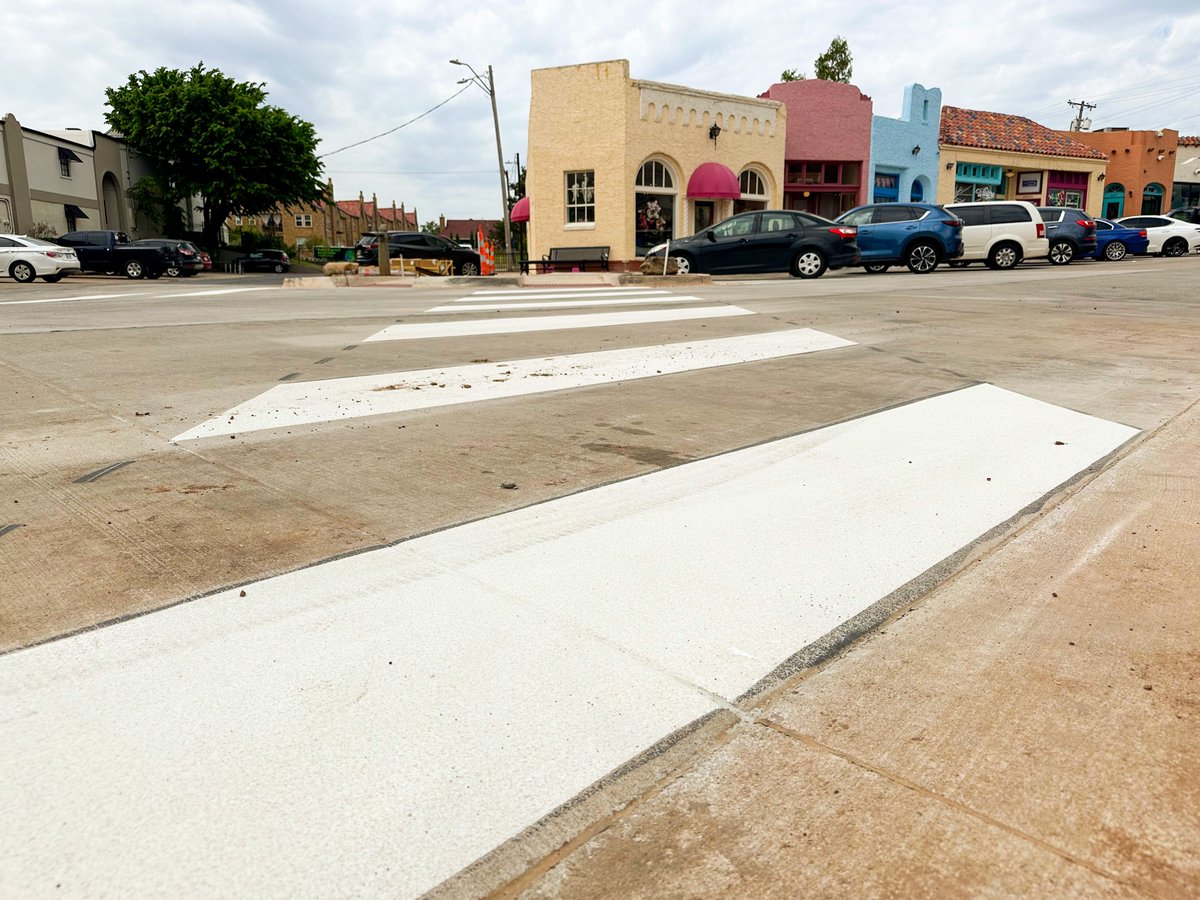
[0,234,81,283]
[1114,216,1200,257]
[944,200,1048,269]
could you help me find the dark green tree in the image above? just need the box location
[814,37,853,83]
[104,63,328,251]
[779,69,806,82]
[421,220,442,234]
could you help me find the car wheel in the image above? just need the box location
[166,266,181,277]
[11,261,37,283]
[125,260,145,279]
[1163,237,1188,257]
[791,248,827,279]
[863,263,890,274]
[457,260,480,276]
[986,242,1021,270]
[673,255,692,275]
[905,241,939,274]
[42,273,63,283]
[273,263,284,273]
[1104,240,1128,261]
[1048,241,1075,265]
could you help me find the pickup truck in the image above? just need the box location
[55,230,172,279]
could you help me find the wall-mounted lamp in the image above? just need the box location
[1005,170,1015,177]
[802,191,811,198]
[708,124,721,142]
[945,162,954,170]
[911,145,921,155]
[1097,173,1105,182]
[1128,190,1134,197]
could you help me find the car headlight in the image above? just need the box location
[646,242,668,256]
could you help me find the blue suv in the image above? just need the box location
[835,203,964,274]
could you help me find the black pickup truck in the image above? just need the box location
[55,230,172,279]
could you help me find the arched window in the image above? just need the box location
[910,178,926,202]
[635,159,677,256]
[734,167,768,213]
[1141,182,1164,216]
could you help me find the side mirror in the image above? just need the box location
[706,231,717,243]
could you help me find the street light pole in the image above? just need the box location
[451,59,513,270]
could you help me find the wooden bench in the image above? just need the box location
[520,245,610,274]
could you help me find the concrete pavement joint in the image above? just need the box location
[754,717,1130,887]
[72,460,135,484]
[0,524,24,540]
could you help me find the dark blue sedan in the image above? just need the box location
[1093,219,1149,261]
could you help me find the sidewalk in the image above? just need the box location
[505,400,1200,897]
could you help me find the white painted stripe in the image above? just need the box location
[0,291,150,305]
[0,385,1137,898]
[362,305,754,342]
[149,287,275,298]
[172,329,854,441]
[457,289,671,301]
[470,286,657,296]
[427,295,699,312]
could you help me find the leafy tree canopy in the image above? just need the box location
[814,36,853,83]
[421,220,442,234]
[104,63,327,250]
[780,69,806,82]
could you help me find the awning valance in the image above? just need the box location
[64,204,89,219]
[686,162,740,199]
[510,195,530,222]
[58,147,84,164]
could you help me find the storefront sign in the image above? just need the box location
[1017,172,1043,194]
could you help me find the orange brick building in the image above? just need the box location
[1057,128,1179,218]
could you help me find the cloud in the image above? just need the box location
[5,0,1200,224]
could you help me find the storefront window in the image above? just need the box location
[734,168,768,214]
[955,183,997,202]
[873,172,898,203]
[634,159,676,255]
[565,171,595,224]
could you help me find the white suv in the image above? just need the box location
[943,201,1048,269]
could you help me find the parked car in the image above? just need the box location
[643,210,859,278]
[1166,206,1200,224]
[128,238,202,277]
[1114,215,1200,257]
[55,229,170,279]
[0,234,81,283]
[194,245,213,271]
[943,200,1047,269]
[1091,219,1149,261]
[355,232,481,276]
[234,249,291,272]
[834,203,963,274]
[1035,208,1097,265]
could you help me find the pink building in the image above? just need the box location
[759,80,873,218]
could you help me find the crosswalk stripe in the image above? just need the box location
[456,289,671,301]
[0,291,151,305]
[427,295,699,312]
[0,385,1138,898]
[363,306,754,342]
[172,329,855,442]
[469,286,657,297]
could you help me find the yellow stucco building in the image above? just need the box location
[525,60,786,269]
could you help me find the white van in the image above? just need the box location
[943,200,1048,269]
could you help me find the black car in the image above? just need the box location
[1036,207,1097,264]
[235,249,291,273]
[129,239,202,277]
[643,210,859,279]
[1167,206,1200,224]
[355,232,482,276]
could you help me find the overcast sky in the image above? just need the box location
[5,1,1199,222]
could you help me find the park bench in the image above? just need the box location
[520,245,610,274]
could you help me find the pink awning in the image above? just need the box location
[510,195,530,222]
[686,162,740,199]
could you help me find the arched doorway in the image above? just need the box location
[1141,182,1164,215]
[634,158,678,256]
[910,177,928,203]
[101,172,124,231]
[1103,183,1125,219]
[733,168,768,216]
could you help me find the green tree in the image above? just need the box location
[780,69,806,82]
[104,63,327,251]
[814,37,853,83]
[421,220,442,234]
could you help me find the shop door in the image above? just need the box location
[693,201,715,234]
[1103,185,1125,219]
[0,198,10,232]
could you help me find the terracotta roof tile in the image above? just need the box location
[1179,135,1200,146]
[441,218,500,239]
[333,200,416,226]
[940,106,1107,160]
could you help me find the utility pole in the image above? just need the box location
[451,59,513,271]
[1067,99,1096,132]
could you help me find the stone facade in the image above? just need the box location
[868,84,942,205]
[758,79,874,219]
[1058,128,1179,218]
[225,188,417,256]
[526,59,785,267]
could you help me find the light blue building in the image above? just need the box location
[868,84,942,204]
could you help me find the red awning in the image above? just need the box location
[510,196,530,222]
[686,162,740,199]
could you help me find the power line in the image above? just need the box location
[318,84,472,159]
